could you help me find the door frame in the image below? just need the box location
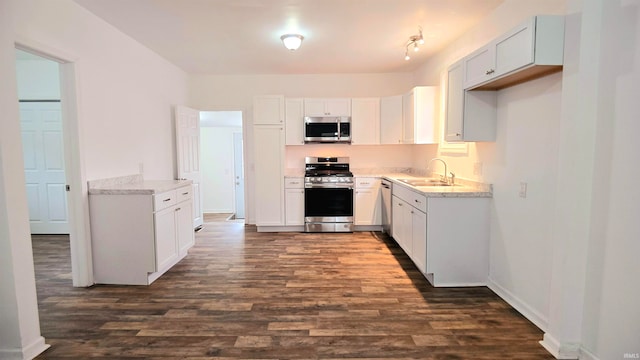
[16,38,93,287]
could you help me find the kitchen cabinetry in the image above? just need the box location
[254,96,285,228]
[390,183,489,287]
[354,177,381,226]
[402,86,439,144]
[380,95,403,144]
[285,98,304,145]
[253,95,285,125]
[464,15,565,90]
[284,177,304,226]
[90,184,194,285]
[351,98,380,145]
[304,98,351,116]
[445,59,497,142]
[391,185,427,271]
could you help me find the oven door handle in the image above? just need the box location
[305,184,354,189]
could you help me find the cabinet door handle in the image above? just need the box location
[485,69,495,75]
[163,198,172,202]
[415,199,421,204]
[175,207,181,211]
[182,192,189,195]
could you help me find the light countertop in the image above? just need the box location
[284,169,492,198]
[381,174,492,198]
[88,174,192,195]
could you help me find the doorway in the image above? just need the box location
[16,49,69,235]
[199,111,245,221]
[14,43,93,288]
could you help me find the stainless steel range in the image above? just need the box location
[304,156,354,232]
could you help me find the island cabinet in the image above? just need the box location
[391,184,490,287]
[89,184,194,285]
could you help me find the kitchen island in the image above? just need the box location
[89,175,194,285]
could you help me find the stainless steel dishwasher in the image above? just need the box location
[380,179,392,234]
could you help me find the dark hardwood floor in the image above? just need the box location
[32,221,553,359]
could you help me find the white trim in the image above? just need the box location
[0,336,49,360]
[14,38,94,287]
[487,276,549,331]
[578,346,600,360]
[539,333,580,359]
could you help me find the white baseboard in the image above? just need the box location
[579,346,601,360]
[0,336,50,360]
[539,333,580,359]
[487,277,549,331]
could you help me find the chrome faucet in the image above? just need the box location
[428,158,449,184]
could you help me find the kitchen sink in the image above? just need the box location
[396,178,453,187]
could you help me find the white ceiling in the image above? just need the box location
[74,0,504,75]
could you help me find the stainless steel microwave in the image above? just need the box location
[304,116,351,144]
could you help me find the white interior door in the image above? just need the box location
[175,105,203,229]
[20,101,69,234]
[233,132,245,219]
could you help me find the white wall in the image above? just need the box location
[201,126,242,213]
[577,0,640,358]
[189,73,415,224]
[1,0,189,357]
[13,0,189,181]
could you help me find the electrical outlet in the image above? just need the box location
[473,162,483,176]
[519,182,527,198]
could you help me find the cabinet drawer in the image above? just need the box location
[393,184,427,213]
[154,190,177,211]
[355,177,380,188]
[176,185,192,203]
[284,177,304,189]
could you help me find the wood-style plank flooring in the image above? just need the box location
[32,220,553,359]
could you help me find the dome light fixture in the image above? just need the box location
[280,34,304,51]
[404,27,424,60]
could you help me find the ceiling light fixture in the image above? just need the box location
[404,27,424,60]
[281,34,304,51]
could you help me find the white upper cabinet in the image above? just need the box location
[402,86,439,145]
[464,15,565,90]
[254,95,285,125]
[380,95,403,144]
[351,98,380,145]
[304,98,351,116]
[285,98,304,145]
[445,59,497,142]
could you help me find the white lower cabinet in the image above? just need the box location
[391,183,489,287]
[284,177,304,226]
[90,185,194,285]
[354,178,381,226]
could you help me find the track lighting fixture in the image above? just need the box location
[404,27,424,60]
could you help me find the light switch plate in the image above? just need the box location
[519,182,527,198]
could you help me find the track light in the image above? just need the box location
[404,27,424,60]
